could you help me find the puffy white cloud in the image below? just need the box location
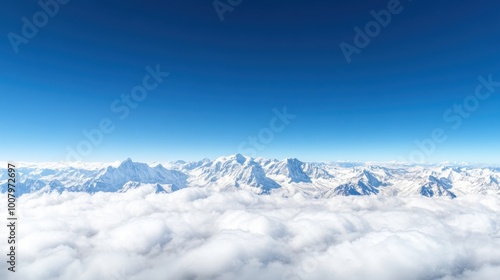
[1,186,499,280]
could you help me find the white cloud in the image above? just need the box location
[1,186,499,280]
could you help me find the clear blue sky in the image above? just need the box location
[1,0,500,163]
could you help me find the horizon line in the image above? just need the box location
[2,154,500,167]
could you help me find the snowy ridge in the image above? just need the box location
[2,155,500,197]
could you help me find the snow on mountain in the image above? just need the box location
[2,155,500,198]
[420,175,456,198]
[155,158,211,172]
[188,154,280,194]
[0,158,187,195]
[85,158,188,192]
[322,169,383,197]
[264,158,312,183]
[301,162,334,180]
[119,182,170,193]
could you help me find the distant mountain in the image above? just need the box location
[189,154,280,193]
[264,158,312,183]
[88,158,187,192]
[2,155,500,198]
[0,159,186,194]
[420,175,456,198]
[325,170,383,197]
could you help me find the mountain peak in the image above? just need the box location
[265,157,311,183]
[234,153,247,164]
[215,154,248,165]
[5,157,499,198]
[285,158,302,164]
[119,158,134,167]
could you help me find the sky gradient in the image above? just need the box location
[1,0,500,163]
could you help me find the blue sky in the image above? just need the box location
[1,0,500,163]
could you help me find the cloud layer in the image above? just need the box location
[1,186,500,280]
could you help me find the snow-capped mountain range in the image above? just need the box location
[2,154,500,198]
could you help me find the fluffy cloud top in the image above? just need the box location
[1,186,499,280]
